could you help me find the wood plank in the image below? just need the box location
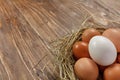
[0,0,120,80]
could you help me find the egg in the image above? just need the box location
[103,28,120,52]
[74,58,99,80]
[104,63,120,80]
[82,28,101,43]
[89,36,117,66]
[72,41,90,59]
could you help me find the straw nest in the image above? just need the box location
[50,18,119,80]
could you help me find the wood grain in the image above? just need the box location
[0,0,120,80]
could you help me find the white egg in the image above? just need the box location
[89,36,117,66]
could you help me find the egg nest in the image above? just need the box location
[50,21,119,80]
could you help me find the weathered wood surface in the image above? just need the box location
[0,0,120,80]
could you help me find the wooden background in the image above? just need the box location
[0,0,120,80]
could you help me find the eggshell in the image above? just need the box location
[104,63,120,80]
[72,41,90,59]
[89,36,117,66]
[74,58,99,80]
[82,28,101,43]
[103,28,120,52]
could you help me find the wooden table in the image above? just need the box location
[0,0,120,80]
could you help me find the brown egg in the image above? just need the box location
[103,28,120,52]
[82,28,101,43]
[74,58,99,80]
[104,63,120,80]
[72,41,90,59]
